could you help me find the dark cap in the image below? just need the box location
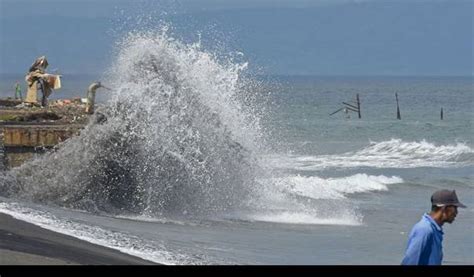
[431,189,467,208]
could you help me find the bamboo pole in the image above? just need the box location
[396,93,401,120]
[342,102,359,110]
[356,93,361,119]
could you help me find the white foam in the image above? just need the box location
[244,173,402,226]
[247,211,361,226]
[115,214,198,226]
[269,139,474,170]
[0,202,198,265]
[267,173,402,200]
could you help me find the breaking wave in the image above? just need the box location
[265,173,402,200]
[0,30,265,217]
[237,173,403,226]
[270,139,474,171]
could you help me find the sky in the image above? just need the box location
[0,0,472,76]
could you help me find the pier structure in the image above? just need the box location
[0,124,84,168]
[0,99,89,168]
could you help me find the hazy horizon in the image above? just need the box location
[0,0,472,76]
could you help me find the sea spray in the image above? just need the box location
[2,31,265,217]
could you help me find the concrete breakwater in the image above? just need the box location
[0,99,89,169]
[0,124,84,168]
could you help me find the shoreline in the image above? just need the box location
[0,212,157,265]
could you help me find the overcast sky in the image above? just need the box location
[0,0,360,17]
[0,0,472,75]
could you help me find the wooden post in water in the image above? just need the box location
[332,94,361,119]
[395,93,401,120]
[356,93,361,119]
[441,107,444,120]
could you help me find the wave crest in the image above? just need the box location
[267,173,402,200]
[271,139,474,171]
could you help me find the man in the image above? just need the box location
[401,189,466,265]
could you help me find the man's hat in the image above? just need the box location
[431,189,467,208]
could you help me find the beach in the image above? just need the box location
[0,212,156,265]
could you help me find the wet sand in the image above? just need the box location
[0,212,157,265]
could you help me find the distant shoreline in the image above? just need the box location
[0,212,157,265]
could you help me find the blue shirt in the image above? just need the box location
[401,213,444,265]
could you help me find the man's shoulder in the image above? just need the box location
[412,217,435,236]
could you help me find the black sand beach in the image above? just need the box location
[0,213,157,265]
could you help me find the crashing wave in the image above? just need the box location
[270,139,474,170]
[0,30,264,217]
[264,173,403,200]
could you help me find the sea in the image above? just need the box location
[0,33,472,265]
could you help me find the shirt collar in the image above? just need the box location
[423,213,444,233]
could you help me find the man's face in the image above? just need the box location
[442,205,458,224]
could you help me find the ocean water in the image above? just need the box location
[0,32,472,264]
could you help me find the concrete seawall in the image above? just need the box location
[0,100,90,169]
[0,124,84,168]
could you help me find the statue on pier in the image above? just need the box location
[86,81,110,114]
[24,56,61,107]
